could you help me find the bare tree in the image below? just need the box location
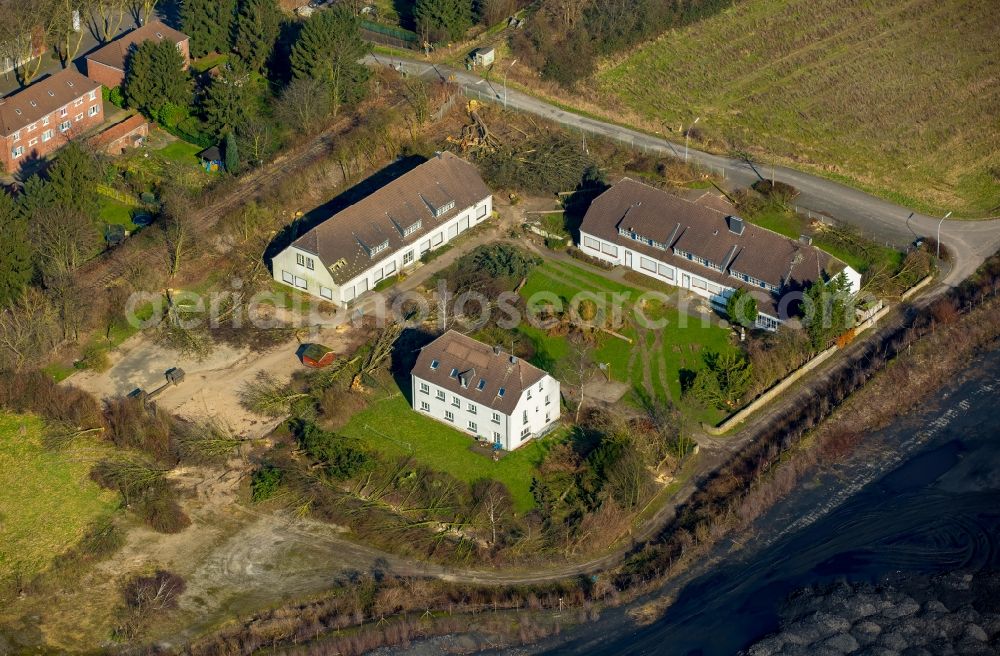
[239,371,309,417]
[276,77,331,134]
[127,0,158,24]
[52,0,86,65]
[472,479,513,547]
[0,288,58,370]
[89,0,130,44]
[558,334,595,423]
[0,0,57,85]
[159,187,193,278]
[236,117,275,169]
[351,322,403,389]
[30,205,99,276]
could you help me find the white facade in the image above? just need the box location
[272,195,493,305]
[410,371,560,452]
[579,229,784,330]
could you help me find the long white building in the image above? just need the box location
[411,331,561,452]
[578,178,859,330]
[271,152,492,305]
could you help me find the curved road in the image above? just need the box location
[365,55,1000,286]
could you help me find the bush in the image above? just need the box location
[250,465,283,502]
[291,419,373,480]
[155,102,189,129]
[135,488,191,533]
[75,342,111,372]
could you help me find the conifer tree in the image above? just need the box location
[289,8,369,114]
[181,0,237,57]
[0,191,32,307]
[123,40,193,117]
[233,0,282,73]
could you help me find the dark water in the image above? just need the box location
[542,348,1000,656]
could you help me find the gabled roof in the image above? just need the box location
[89,113,147,148]
[0,68,100,136]
[580,178,835,290]
[292,152,491,285]
[412,331,549,416]
[86,19,188,72]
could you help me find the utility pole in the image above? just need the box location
[684,116,700,163]
[937,211,952,259]
[503,58,518,110]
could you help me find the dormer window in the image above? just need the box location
[403,220,422,237]
[368,240,389,257]
[476,379,486,391]
[422,194,455,218]
[497,387,505,398]
[430,359,439,370]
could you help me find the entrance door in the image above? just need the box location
[682,274,690,288]
[624,250,632,267]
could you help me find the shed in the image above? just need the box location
[197,145,224,172]
[300,343,336,368]
[472,47,495,67]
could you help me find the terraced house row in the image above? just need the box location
[578,178,860,330]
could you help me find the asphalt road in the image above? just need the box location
[364,55,1000,286]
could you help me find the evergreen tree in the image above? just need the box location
[202,60,257,138]
[0,191,32,307]
[224,131,240,174]
[123,40,193,117]
[233,0,282,73]
[804,272,854,349]
[181,0,237,57]
[725,287,758,329]
[46,142,103,217]
[414,0,473,42]
[289,8,369,114]
[18,174,56,218]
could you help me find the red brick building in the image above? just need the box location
[86,20,191,89]
[0,68,104,173]
[89,113,149,155]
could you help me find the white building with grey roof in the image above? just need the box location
[411,331,561,452]
[271,152,492,305]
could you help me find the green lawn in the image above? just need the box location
[0,414,118,582]
[340,390,562,513]
[190,52,229,74]
[594,0,999,217]
[97,197,137,230]
[518,260,735,423]
[156,139,203,165]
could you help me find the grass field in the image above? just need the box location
[340,386,561,513]
[517,260,735,423]
[97,197,137,230]
[0,414,117,582]
[593,0,999,217]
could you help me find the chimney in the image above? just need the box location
[728,216,745,236]
[459,374,468,388]
[509,355,518,364]
[799,234,813,246]
[493,344,501,355]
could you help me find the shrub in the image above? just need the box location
[250,465,283,502]
[135,488,191,533]
[75,342,111,372]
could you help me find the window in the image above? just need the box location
[527,389,532,400]
[451,395,460,408]
[476,379,486,391]
[491,412,501,424]
[11,146,24,159]
[319,286,333,300]
[436,390,445,401]
[658,263,674,280]
[545,395,551,406]
[28,138,37,147]
[74,98,82,106]
[281,270,294,284]
[522,410,528,423]
[59,121,71,132]
[11,131,19,142]
[477,203,488,219]
[468,421,477,432]
[88,105,99,117]
[601,242,618,257]
[583,236,600,250]
[444,410,454,422]
[369,240,389,257]
[295,253,314,270]
[384,260,395,275]
[419,382,429,394]
[449,367,459,378]
[403,250,414,266]
[75,113,83,121]
[402,220,421,237]
[545,412,550,422]
[430,199,454,217]
[458,217,469,232]
[467,402,476,414]
[27,122,36,132]
[373,267,384,283]
[431,232,443,246]
[88,90,97,101]
[41,116,49,126]
[521,426,530,437]
[430,359,439,370]
[59,107,67,117]
[420,401,430,411]
[41,130,52,142]
[497,387,505,398]
[294,276,307,289]
[640,257,658,273]
[493,431,501,441]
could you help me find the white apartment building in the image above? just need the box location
[271,152,493,306]
[578,178,859,330]
[411,331,561,452]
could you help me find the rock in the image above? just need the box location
[956,607,981,623]
[747,635,785,656]
[900,648,932,656]
[922,600,948,614]
[852,620,883,646]
[963,624,988,642]
[877,629,909,651]
[821,632,860,653]
[782,619,823,646]
[881,597,921,620]
[813,611,852,636]
[844,598,879,620]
